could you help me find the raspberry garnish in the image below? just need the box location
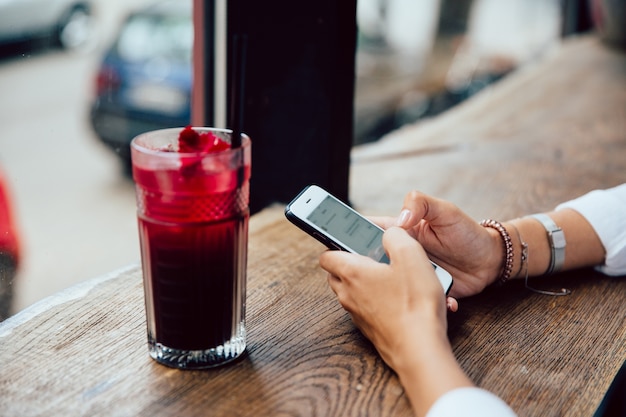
[176,126,231,176]
[178,126,230,153]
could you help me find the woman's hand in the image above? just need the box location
[371,191,504,300]
[320,227,448,368]
[319,227,473,415]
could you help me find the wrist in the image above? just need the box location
[479,219,514,285]
[483,226,506,285]
[510,217,552,277]
[502,220,526,280]
[389,312,448,369]
[393,325,473,417]
[506,217,572,295]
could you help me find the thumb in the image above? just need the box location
[383,227,431,271]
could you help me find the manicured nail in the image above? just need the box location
[396,209,411,227]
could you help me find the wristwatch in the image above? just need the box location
[529,213,566,274]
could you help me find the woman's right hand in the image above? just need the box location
[371,191,504,300]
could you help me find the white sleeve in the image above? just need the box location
[426,387,517,417]
[556,183,626,276]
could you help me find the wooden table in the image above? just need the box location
[1,35,624,417]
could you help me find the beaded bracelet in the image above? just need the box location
[479,219,514,285]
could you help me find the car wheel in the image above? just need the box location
[56,4,93,50]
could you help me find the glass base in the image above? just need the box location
[148,328,246,369]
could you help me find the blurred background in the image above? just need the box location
[0,0,592,318]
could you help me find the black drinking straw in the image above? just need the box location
[229,34,247,149]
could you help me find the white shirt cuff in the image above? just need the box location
[426,387,516,417]
[556,184,626,276]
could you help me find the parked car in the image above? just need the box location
[0,0,93,50]
[89,0,192,173]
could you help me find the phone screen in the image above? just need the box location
[306,195,389,263]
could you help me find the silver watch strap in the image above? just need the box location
[528,213,566,274]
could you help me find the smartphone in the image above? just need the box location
[284,185,453,294]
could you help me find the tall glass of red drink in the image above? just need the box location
[131,127,251,369]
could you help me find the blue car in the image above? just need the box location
[89,0,192,173]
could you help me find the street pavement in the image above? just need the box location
[0,0,152,314]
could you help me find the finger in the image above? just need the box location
[326,273,350,308]
[383,227,449,297]
[326,272,353,312]
[319,249,350,273]
[319,249,378,284]
[326,272,340,291]
[446,297,459,312]
[395,209,412,227]
[400,190,457,227]
[368,215,396,230]
[382,227,429,269]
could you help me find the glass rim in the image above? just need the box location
[130,127,250,158]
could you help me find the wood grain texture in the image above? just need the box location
[1,210,623,417]
[449,272,626,417]
[350,36,626,220]
[0,209,412,417]
[1,35,625,417]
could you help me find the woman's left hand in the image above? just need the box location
[319,226,450,369]
[319,227,474,416]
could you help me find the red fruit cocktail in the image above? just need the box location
[131,127,251,369]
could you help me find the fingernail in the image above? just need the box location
[396,209,411,227]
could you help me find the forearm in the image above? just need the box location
[501,209,605,280]
[391,325,473,417]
